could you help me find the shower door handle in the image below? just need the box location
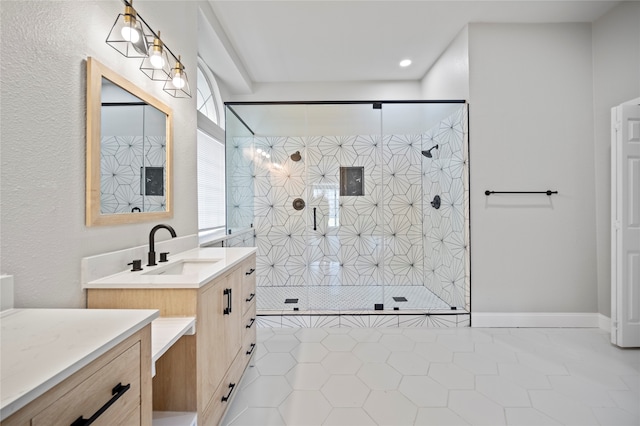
[313,208,317,231]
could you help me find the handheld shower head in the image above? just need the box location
[421,144,439,158]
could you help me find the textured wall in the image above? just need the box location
[0,1,198,308]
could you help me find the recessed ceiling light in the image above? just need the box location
[399,59,412,67]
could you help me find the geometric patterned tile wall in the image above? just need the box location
[421,106,470,310]
[226,105,469,312]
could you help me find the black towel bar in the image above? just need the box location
[485,190,558,196]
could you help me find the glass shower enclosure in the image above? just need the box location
[225,101,469,314]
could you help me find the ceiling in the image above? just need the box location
[204,0,619,91]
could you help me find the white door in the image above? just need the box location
[611,101,640,348]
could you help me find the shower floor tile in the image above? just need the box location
[256,285,451,311]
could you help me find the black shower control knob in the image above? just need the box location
[292,198,305,211]
[431,195,441,209]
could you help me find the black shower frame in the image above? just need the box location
[223,99,472,324]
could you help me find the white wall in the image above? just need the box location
[591,2,640,318]
[468,23,598,313]
[226,81,422,102]
[421,25,469,100]
[0,1,199,308]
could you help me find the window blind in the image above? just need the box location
[197,129,225,230]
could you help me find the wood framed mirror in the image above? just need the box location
[86,57,173,226]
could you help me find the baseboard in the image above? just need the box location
[471,312,602,328]
[598,314,611,332]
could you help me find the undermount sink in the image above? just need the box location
[143,259,222,276]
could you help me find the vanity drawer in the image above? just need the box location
[241,256,256,315]
[202,357,244,426]
[242,300,256,333]
[242,306,257,364]
[32,342,141,426]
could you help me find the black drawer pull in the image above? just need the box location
[223,288,232,315]
[245,268,256,276]
[246,343,256,355]
[246,318,255,328]
[70,382,130,426]
[221,383,236,402]
[245,293,255,302]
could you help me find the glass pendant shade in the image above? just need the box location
[140,32,171,80]
[163,57,191,98]
[106,3,149,58]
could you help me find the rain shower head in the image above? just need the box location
[290,151,301,162]
[421,144,439,158]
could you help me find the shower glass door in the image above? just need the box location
[304,103,384,311]
[225,101,469,313]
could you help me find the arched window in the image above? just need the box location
[196,60,224,129]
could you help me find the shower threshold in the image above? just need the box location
[257,285,453,311]
[255,285,470,328]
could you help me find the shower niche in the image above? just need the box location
[225,101,469,321]
[340,167,365,196]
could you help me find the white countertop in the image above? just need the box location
[0,308,159,421]
[83,247,256,289]
[151,317,196,376]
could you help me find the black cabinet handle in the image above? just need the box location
[223,288,232,315]
[70,383,130,426]
[245,268,255,276]
[246,343,256,355]
[221,383,236,402]
[246,318,255,329]
[245,293,255,302]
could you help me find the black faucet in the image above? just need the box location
[148,224,177,266]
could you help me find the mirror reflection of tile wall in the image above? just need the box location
[100,135,167,213]
[100,103,167,214]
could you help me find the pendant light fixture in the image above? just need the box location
[106,0,149,57]
[106,0,192,99]
[140,31,171,80]
[163,56,191,98]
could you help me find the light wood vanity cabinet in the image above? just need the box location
[86,253,257,426]
[203,256,257,425]
[198,265,243,422]
[3,326,152,426]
